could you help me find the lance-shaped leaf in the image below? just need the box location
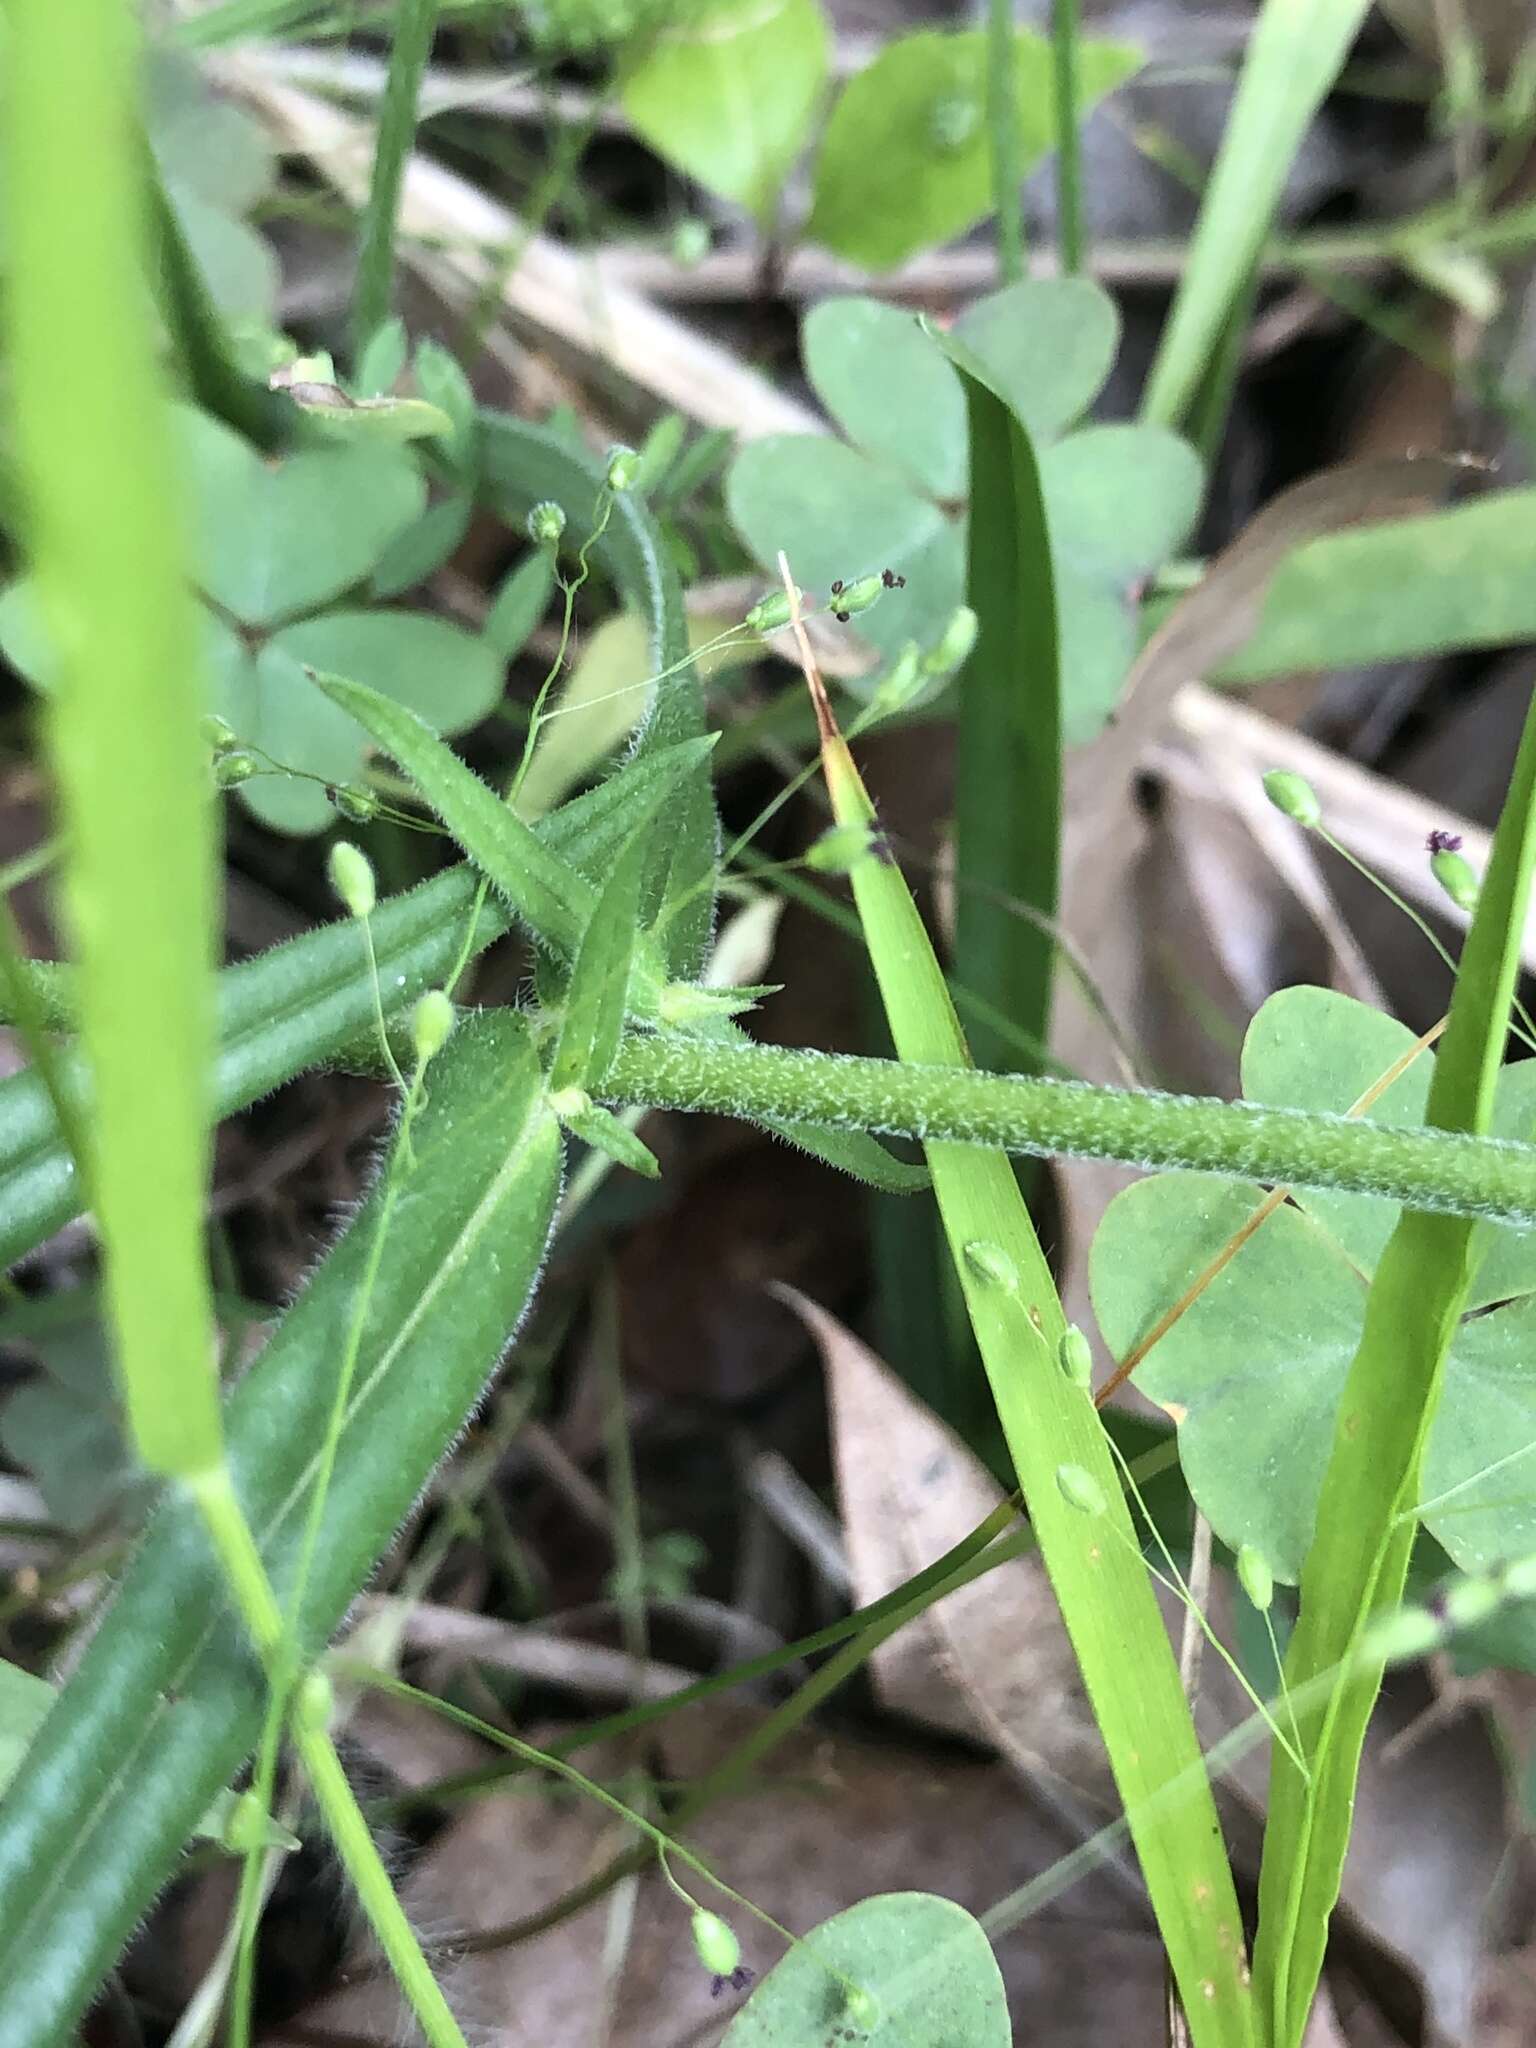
[790,642,1256,2045]
[0,1011,562,2039]
[550,793,674,1095]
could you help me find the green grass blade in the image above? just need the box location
[0,1013,561,2041]
[793,657,1256,2046]
[351,0,439,355]
[314,669,597,957]
[479,415,718,975]
[933,331,1060,1078]
[550,792,673,1094]
[1141,0,1373,429]
[4,0,219,1476]
[1253,684,1536,2047]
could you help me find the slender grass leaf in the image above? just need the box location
[794,660,1256,2044]
[352,0,440,352]
[929,327,1059,1077]
[4,0,220,1476]
[0,1012,561,2041]
[1252,683,1536,2047]
[1141,0,1374,428]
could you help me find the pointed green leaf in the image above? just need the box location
[312,667,594,956]
[0,1012,562,2037]
[550,799,670,1094]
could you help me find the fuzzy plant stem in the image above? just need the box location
[604,1034,1536,1226]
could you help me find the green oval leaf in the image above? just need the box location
[722,1893,1008,2045]
[806,28,1139,272]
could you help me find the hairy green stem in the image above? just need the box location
[604,1033,1536,1225]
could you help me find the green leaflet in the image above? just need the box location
[550,794,672,1094]
[0,1011,561,2042]
[722,1893,1007,2044]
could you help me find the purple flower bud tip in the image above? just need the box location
[1426,829,1463,855]
[710,1967,755,1998]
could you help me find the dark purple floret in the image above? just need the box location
[1427,828,1463,855]
[711,1967,756,1998]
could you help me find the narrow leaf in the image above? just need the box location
[0,1013,561,2037]
[550,798,670,1094]
[1142,0,1373,427]
[4,0,219,1476]
[312,668,595,957]
[1253,684,1536,2047]
[930,325,1060,1076]
[791,641,1257,2045]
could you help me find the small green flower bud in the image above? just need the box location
[962,1239,1019,1293]
[221,1788,271,1856]
[691,1909,741,1980]
[605,445,640,493]
[329,781,380,823]
[292,1667,334,1734]
[1368,1605,1443,1665]
[744,587,800,635]
[1431,846,1479,913]
[1443,1575,1502,1631]
[328,839,376,920]
[922,604,978,676]
[1237,1544,1274,1614]
[213,750,258,788]
[830,573,884,619]
[412,990,455,1064]
[527,500,567,547]
[1503,1554,1536,1601]
[1262,770,1321,828]
[1057,1324,1093,1392]
[843,1986,879,2027]
[201,713,237,753]
[1055,1462,1106,1516]
[804,821,876,875]
[671,217,710,268]
[869,643,924,717]
[549,1084,593,1121]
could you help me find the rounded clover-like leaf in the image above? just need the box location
[726,434,962,660]
[1090,1172,1366,1583]
[178,407,425,628]
[722,1893,1008,2046]
[803,296,966,501]
[951,278,1119,443]
[805,28,1138,272]
[221,612,502,835]
[1091,985,1536,1580]
[726,283,1201,735]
